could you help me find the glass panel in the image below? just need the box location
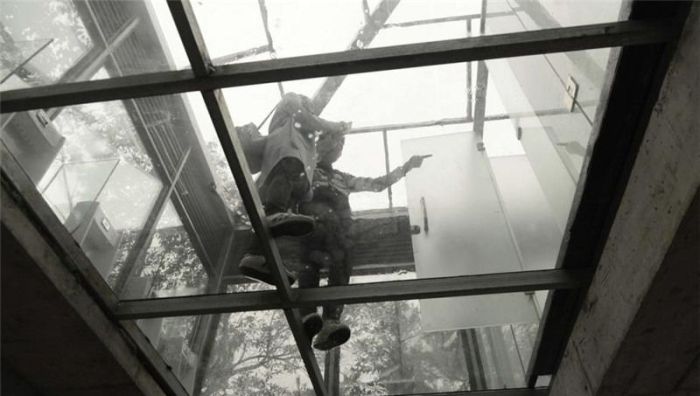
[137,312,314,395]
[215,47,615,294]
[120,200,210,299]
[1,98,165,284]
[1,0,188,90]
[316,295,544,394]
[0,92,258,298]
[1,0,94,88]
[195,0,623,66]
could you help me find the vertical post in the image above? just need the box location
[473,0,490,140]
[487,327,518,387]
[191,230,234,396]
[466,18,473,122]
[460,328,487,390]
[324,348,341,396]
[382,129,393,209]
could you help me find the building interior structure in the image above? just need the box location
[1,1,698,395]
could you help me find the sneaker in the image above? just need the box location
[302,312,323,341]
[267,212,314,238]
[312,319,351,351]
[239,254,297,285]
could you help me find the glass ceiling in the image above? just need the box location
[0,0,630,395]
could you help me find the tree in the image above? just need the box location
[1,0,92,84]
[201,299,310,396]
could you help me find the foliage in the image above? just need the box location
[201,303,309,396]
[1,0,92,84]
[141,228,209,295]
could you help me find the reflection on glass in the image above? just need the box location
[0,91,247,298]
[138,315,200,393]
[1,98,164,284]
[324,297,540,394]
[139,311,314,396]
[1,0,187,90]
[1,0,93,88]
[120,201,209,299]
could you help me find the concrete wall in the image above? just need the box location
[550,4,700,396]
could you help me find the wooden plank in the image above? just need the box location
[114,268,590,319]
[525,1,692,385]
[0,19,676,113]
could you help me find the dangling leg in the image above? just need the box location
[239,158,312,285]
[313,215,352,350]
[298,251,325,341]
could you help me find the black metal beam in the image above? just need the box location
[114,268,590,319]
[166,0,211,76]
[0,19,676,113]
[201,89,325,396]
[166,3,327,394]
[526,1,692,385]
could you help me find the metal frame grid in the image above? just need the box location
[0,1,691,395]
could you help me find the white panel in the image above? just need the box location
[489,155,564,312]
[402,132,538,331]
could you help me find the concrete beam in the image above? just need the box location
[550,4,700,395]
[1,186,171,395]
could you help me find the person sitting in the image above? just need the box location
[298,131,428,350]
[239,92,350,285]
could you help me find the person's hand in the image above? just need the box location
[403,154,429,172]
[338,121,353,134]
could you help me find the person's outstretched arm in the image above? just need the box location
[343,155,428,193]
